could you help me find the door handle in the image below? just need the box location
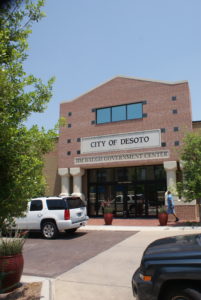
[37,213,42,217]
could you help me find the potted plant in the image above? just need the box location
[0,231,27,294]
[102,200,114,225]
[158,206,168,226]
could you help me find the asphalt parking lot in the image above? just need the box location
[23,230,137,278]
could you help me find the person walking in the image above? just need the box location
[167,191,179,222]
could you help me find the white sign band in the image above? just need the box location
[74,150,169,165]
[81,129,161,154]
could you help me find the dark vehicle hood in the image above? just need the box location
[143,233,201,261]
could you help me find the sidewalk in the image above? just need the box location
[53,227,201,300]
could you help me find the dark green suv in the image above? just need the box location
[132,233,201,300]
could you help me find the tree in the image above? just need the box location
[177,130,201,222]
[0,0,57,228]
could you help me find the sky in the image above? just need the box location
[24,0,201,130]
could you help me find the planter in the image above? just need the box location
[0,253,24,293]
[158,212,168,226]
[104,213,113,225]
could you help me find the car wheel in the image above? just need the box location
[163,286,201,300]
[41,222,58,239]
[65,228,77,234]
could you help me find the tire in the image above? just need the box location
[163,286,201,300]
[41,221,58,239]
[65,228,77,234]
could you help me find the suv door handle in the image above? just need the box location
[37,213,42,217]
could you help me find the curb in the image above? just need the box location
[79,225,201,231]
[21,275,53,300]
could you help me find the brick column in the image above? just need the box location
[58,168,70,195]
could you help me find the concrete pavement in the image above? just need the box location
[53,226,201,300]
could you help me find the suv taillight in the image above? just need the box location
[64,209,70,220]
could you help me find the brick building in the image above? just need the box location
[45,76,201,220]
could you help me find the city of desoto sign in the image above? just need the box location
[81,129,161,154]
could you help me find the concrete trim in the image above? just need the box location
[21,275,53,300]
[79,225,201,231]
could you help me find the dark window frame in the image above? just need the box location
[174,141,180,146]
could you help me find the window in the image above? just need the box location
[68,112,72,116]
[174,127,179,132]
[96,102,143,124]
[68,124,72,128]
[172,109,178,114]
[175,141,180,146]
[127,103,142,120]
[96,108,110,124]
[67,139,71,143]
[77,138,81,142]
[67,151,71,155]
[66,197,86,208]
[172,96,177,101]
[77,150,80,154]
[46,199,67,210]
[30,200,43,211]
[112,105,126,122]
[161,142,166,147]
[161,128,166,133]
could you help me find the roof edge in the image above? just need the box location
[60,75,188,104]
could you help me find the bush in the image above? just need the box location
[0,231,27,256]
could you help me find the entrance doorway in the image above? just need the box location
[88,166,166,218]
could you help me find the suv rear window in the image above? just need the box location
[46,199,67,210]
[65,197,86,209]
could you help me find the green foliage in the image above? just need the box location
[177,130,201,202]
[102,200,114,214]
[158,206,167,214]
[0,231,27,256]
[0,0,58,228]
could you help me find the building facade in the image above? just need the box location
[48,76,200,220]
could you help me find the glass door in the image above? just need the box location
[127,184,145,217]
[113,184,125,217]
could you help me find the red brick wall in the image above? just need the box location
[43,139,61,196]
[58,77,192,169]
[168,205,199,222]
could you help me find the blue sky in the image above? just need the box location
[24,0,201,130]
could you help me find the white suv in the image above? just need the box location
[15,196,89,239]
